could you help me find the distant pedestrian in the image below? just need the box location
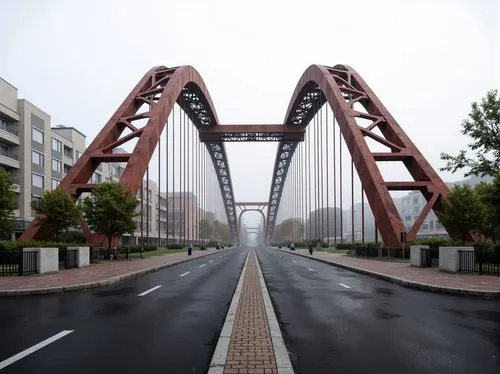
[188,243,193,256]
[308,242,313,255]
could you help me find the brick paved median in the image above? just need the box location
[0,248,223,295]
[278,248,500,296]
[224,250,277,374]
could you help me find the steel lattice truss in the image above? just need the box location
[20,63,456,248]
[265,64,455,247]
[21,65,239,245]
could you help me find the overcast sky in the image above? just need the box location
[1,0,498,228]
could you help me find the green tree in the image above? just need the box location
[82,182,138,253]
[32,188,81,241]
[0,167,16,236]
[440,89,500,177]
[437,184,486,244]
[475,179,500,243]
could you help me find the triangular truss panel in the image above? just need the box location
[21,66,239,245]
[266,64,453,247]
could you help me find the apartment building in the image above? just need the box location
[0,78,86,238]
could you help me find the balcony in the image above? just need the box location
[0,149,20,168]
[0,127,20,145]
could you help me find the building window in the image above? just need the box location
[75,150,81,160]
[436,221,443,229]
[413,196,419,204]
[32,150,44,166]
[52,159,62,173]
[0,118,7,131]
[52,138,62,152]
[32,128,44,144]
[93,172,102,184]
[64,146,73,158]
[51,178,60,190]
[31,195,41,209]
[32,173,44,188]
[429,220,435,230]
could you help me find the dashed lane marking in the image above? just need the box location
[0,330,74,370]
[307,267,314,271]
[199,264,206,268]
[138,285,162,296]
[338,283,351,289]
[179,271,190,277]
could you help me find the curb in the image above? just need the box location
[0,249,229,297]
[274,248,500,299]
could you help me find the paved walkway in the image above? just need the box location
[278,248,500,296]
[224,250,277,374]
[0,248,223,295]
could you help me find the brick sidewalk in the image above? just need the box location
[224,250,277,374]
[0,248,223,294]
[279,248,500,295]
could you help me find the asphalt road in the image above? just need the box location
[256,248,500,374]
[0,247,249,374]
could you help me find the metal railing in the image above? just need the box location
[59,248,78,269]
[459,250,500,276]
[0,250,38,276]
[0,125,19,136]
[0,148,19,160]
[420,248,439,267]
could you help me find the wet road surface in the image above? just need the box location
[0,248,248,373]
[257,247,500,374]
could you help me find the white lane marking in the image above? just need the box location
[0,330,74,370]
[292,260,297,263]
[199,264,206,268]
[209,260,214,263]
[338,283,351,289]
[179,271,190,277]
[137,285,162,296]
[307,267,314,271]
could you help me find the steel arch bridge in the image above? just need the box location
[21,64,457,248]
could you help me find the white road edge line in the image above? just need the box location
[199,264,206,268]
[179,271,190,277]
[255,250,294,373]
[338,283,351,289]
[307,267,314,271]
[137,285,162,296]
[0,330,74,370]
[208,251,251,374]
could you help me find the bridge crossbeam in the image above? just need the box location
[199,125,305,142]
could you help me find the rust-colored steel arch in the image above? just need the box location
[266,64,455,247]
[21,65,238,245]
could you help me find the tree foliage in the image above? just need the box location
[82,182,138,251]
[440,89,500,177]
[437,184,485,244]
[32,188,81,241]
[475,174,500,243]
[0,167,16,236]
